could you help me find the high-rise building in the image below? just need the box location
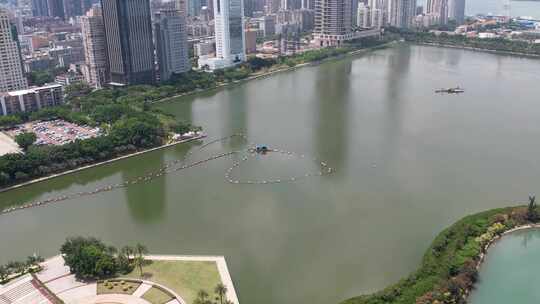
[388,0,415,28]
[154,10,190,82]
[313,0,353,46]
[32,0,49,16]
[371,7,382,27]
[301,0,314,9]
[368,0,387,23]
[47,0,65,19]
[426,0,447,25]
[357,2,369,27]
[63,0,93,18]
[261,14,276,35]
[351,0,358,27]
[448,0,464,24]
[265,0,280,13]
[198,0,246,70]
[101,0,155,85]
[81,6,108,88]
[0,9,28,93]
[188,0,202,16]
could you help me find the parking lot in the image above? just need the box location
[6,120,101,146]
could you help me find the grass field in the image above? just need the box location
[97,280,140,295]
[142,286,174,304]
[125,260,222,304]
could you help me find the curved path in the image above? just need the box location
[75,294,151,304]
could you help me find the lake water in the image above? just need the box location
[469,228,540,304]
[2,44,540,304]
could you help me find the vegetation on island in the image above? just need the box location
[391,27,540,56]
[341,197,539,304]
[0,254,44,284]
[0,82,199,189]
[60,236,148,280]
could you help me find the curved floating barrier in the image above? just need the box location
[1,133,335,215]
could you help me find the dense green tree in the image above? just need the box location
[214,283,228,304]
[0,171,9,185]
[527,195,538,221]
[194,290,211,304]
[0,265,10,282]
[27,70,53,86]
[60,236,118,279]
[25,255,44,268]
[6,261,26,274]
[14,132,37,151]
[0,115,22,128]
[133,243,148,277]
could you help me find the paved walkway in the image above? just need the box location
[36,256,70,283]
[132,283,152,298]
[0,274,52,304]
[74,294,151,304]
[0,132,20,156]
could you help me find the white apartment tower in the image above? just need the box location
[198,0,246,70]
[81,6,109,88]
[0,9,28,93]
[357,2,370,27]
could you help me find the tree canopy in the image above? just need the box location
[60,236,148,279]
[14,132,37,151]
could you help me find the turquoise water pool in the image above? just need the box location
[469,228,540,304]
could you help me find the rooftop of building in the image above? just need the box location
[2,83,62,97]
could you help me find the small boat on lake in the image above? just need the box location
[435,87,465,94]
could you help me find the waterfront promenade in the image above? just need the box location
[34,254,239,304]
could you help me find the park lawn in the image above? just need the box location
[125,260,221,304]
[142,287,174,304]
[97,280,140,295]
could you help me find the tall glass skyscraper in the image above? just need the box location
[101,0,155,85]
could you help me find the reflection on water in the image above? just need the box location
[313,59,351,173]
[123,153,167,223]
[220,88,248,137]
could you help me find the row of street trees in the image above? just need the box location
[0,255,44,283]
[391,27,540,56]
[195,284,232,304]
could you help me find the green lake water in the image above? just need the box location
[469,228,540,304]
[1,44,540,304]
